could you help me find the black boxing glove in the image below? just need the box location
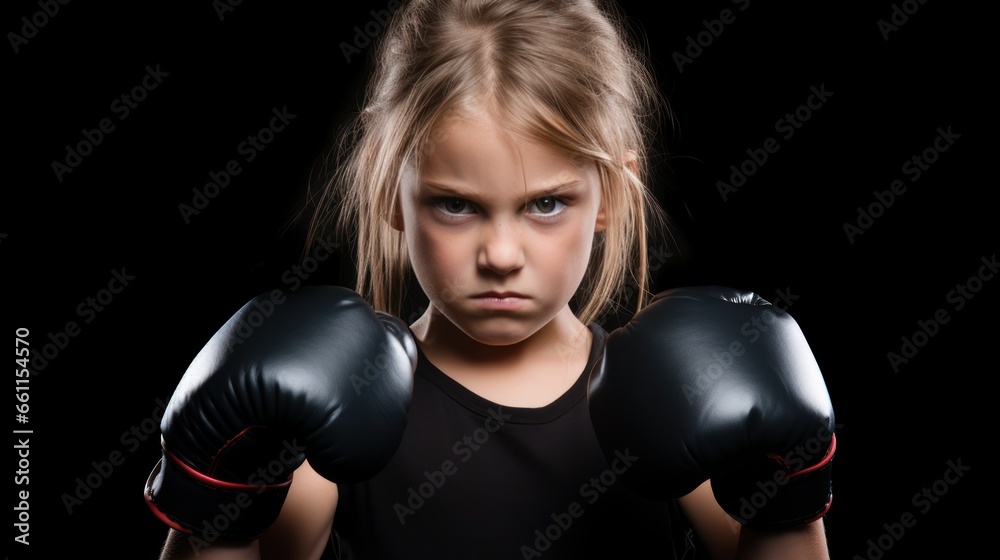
[144,285,416,541]
[588,285,836,530]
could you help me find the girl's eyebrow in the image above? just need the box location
[420,179,582,200]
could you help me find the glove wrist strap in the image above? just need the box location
[144,443,292,542]
[712,434,836,531]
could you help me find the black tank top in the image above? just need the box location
[328,323,700,559]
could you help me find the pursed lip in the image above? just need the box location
[470,291,528,311]
[471,291,529,298]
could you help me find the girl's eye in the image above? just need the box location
[432,196,566,219]
[528,196,566,217]
[434,198,474,215]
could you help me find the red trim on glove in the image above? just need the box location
[143,458,193,535]
[161,437,293,491]
[792,433,836,479]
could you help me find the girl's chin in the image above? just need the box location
[448,314,547,347]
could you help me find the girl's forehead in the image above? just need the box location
[419,136,586,189]
[419,111,586,176]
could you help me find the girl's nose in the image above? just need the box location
[477,218,525,275]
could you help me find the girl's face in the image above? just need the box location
[394,110,606,346]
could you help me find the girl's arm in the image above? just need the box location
[735,520,830,560]
[158,530,260,560]
[157,460,339,560]
[679,480,831,560]
[259,460,339,560]
[678,480,739,560]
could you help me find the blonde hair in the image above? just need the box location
[304,0,675,326]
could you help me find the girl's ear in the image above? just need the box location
[389,193,404,231]
[595,197,608,233]
[594,150,638,233]
[389,207,404,231]
[623,149,639,176]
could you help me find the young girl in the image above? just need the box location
[156,0,831,558]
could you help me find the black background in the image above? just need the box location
[7,1,991,558]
